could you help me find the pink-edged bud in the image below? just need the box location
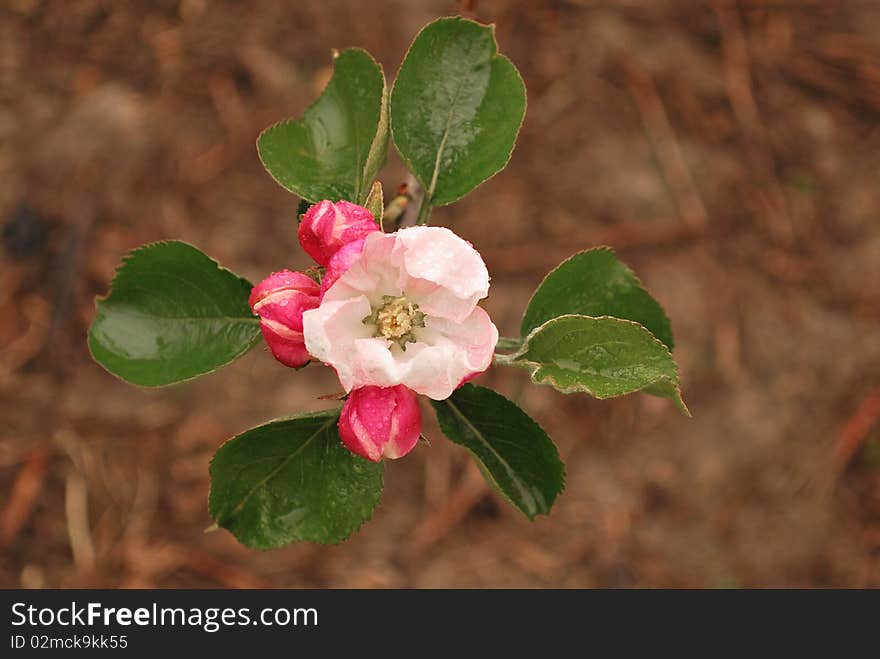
[249,270,320,368]
[298,200,379,266]
[338,385,422,462]
[321,237,366,296]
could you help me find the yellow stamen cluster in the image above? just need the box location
[363,295,426,350]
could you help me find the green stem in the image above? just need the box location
[493,336,525,366]
[495,336,523,352]
[416,197,432,225]
[493,352,532,368]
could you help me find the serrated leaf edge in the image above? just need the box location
[256,48,387,204]
[208,408,385,549]
[87,240,262,388]
[360,64,389,205]
[389,16,527,207]
[434,385,565,520]
[520,246,675,350]
[509,314,690,416]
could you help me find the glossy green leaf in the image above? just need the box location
[432,384,564,519]
[391,17,526,207]
[505,315,689,415]
[521,247,674,349]
[88,241,261,387]
[258,48,388,204]
[209,410,384,549]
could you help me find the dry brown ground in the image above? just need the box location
[2,0,880,588]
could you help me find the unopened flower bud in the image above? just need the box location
[338,385,421,462]
[298,200,378,266]
[249,270,320,368]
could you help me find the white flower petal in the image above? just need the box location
[302,296,373,390]
[393,226,490,322]
[350,337,402,389]
[323,232,401,305]
[425,306,499,377]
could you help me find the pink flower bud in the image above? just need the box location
[298,200,379,266]
[321,237,366,296]
[250,270,320,368]
[338,385,422,462]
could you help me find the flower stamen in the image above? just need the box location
[363,295,426,350]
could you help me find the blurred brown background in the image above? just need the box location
[2,0,880,588]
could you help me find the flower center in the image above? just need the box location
[363,295,426,350]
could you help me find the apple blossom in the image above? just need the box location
[302,226,498,400]
[338,385,422,461]
[298,199,379,266]
[88,17,689,551]
[249,270,320,368]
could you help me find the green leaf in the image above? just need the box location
[432,384,564,520]
[391,17,526,208]
[88,241,261,387]
[505,315,689,415]
[364,179,384,229]
[258,48,388,204]
[209,410,384,549]
[521,247,674,350]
